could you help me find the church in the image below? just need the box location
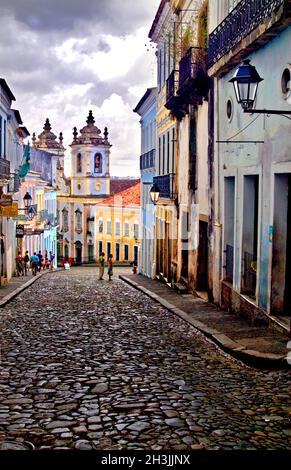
[57,111,140,265]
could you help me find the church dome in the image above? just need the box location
[72,111,110,146]
[33,118,64,150]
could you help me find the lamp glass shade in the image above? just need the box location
[28,207,34,220]
[150,183,160,204]
[23,192,32,208]
[229,59,263,110]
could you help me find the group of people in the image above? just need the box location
[16,250,55,277]
[98,252,113,281]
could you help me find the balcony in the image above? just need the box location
[208,0,289,70]
[165,70,188,119]
[153,173,175,200]
[177,47,210,105]
[7,173,20,193]
[0,157,10,183]
[140,150,155,170]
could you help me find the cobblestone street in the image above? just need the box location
[0,268,290,450]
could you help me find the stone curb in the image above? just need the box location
[119,275,289,370]
[0,270,55,308]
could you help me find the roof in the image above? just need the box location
[149,0,169,39]
[133,88,157,114]
[100,181,140,207]
[11,109,23,125]
[0,78,16,101]
[110,178,140,195]
[19,126,30,137]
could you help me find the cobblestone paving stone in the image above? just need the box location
[0,268,290,450]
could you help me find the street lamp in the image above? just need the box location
[229,59,263,111]
[27,206,35,220]
[23,192,32,208]
[230,59,291,117]
[150,182,160,205]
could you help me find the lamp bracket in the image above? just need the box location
[244,109,291,120]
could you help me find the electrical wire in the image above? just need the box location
[225,113,261,142]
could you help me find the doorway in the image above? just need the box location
[75,242,82,264]
[197,220,208,291]
[88,244,94,262]
[271,174,291,316]
[241,175,259,298]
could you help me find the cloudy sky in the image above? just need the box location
[0,0,160,176]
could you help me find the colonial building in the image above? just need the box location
[58,111,140,264]
[149,0,211,296]
[0,79,28,283]
[207,0,291,330]
[149,1,177,286]
[134,87,157,278]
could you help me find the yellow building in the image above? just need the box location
[57,111,140,265]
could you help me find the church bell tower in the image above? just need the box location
[70,111,111,197]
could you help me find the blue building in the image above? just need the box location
[134,88,157,278]
[208,0,291,330]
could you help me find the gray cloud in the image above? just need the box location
[0,0,160,176]
[0,0,159,35]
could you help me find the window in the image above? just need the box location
[167,131,170,174]
[282,66,291,99]
[77,183,81,191]
[115,221,121,236]
[0,116,2,157]
[98,241,103,255]
[98,219,103,233]
[3,120,6,158]
[116,243,120,261]
[124,244,129,261]
[106,219,112,234]
[227,99,233,120]
[162,134,165,175]
[134,223,139,240]
[77,153,82,173]
[63,209,68,232]
[124,221,129,237]
[94,153,102,173]
[107,242,111,260]
[75,210,82,233]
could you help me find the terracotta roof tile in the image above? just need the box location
[100,181,140,207]
[110,178,139,195]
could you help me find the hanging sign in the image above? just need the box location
[16,225,25,238]
[0,202,18,217]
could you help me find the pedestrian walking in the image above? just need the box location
[16,251,23,276]
[107,254,113,281]
[30,252,39,276]
[37,250,43,272]
[49,251,55,271]
[99,252,105,280]
[23,251,30,276]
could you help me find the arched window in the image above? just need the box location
[94,153,102,173]
[124,221,129,237]
[77,153,82,173]
[62,209,68,232]
[75,209,82,234]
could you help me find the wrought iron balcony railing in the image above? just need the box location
[0,157,10,181]
[177,47,210,104]
[166,70,179,104]
[153,173,175,200]
[179,47,206,90]
[208,0,285,68]
[140,149,155,170]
